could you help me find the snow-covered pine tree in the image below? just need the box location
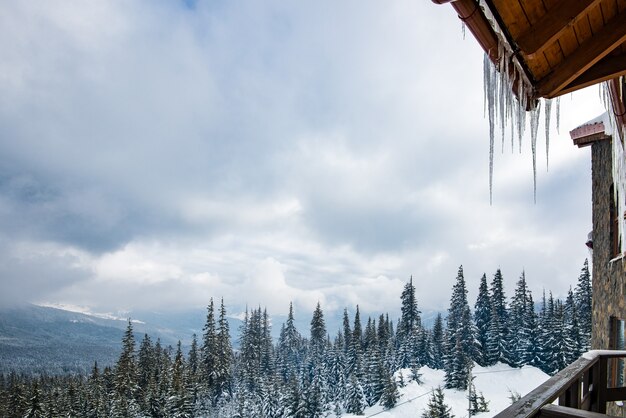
[574,259,592,351]
[379,369,400,410]
[214,298,234,401]
[261,308,274,376]
[283,377,306,418]
[490,269,510,364]
[201,299,217,390]
[523,292,541,367]
[474,273,492,366]
[564,289,583,364]
[347,306,364,378]
[445,336,470,390]
[137,333,154,410]
[114,319,140,414]
[396,276,422,368]
[377,314,390,352]
[343,308,352,354]
[468,381,490,416]
[430,313,445,370]
[444,266,474,389]
[324,341,347,405]
[303,373,325,418]
[399,275,421,338]
[310,302,327,362]
[508,271,531,367]
[277,302,303,382]
[23,381,44,418]
[344,374,367,415]
[187,334,199,387]
[422,386,454,418]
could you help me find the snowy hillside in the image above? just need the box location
[344,363,549,418]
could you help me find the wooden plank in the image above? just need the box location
[493,0,531,38]
[537,9,626,97]
[587,3,606,35]
[601,0,619,24]
[525,48,555,80]
[542,40,565,71]
[573,11,594,45]
[519,0,548,25]
[517,0,603,57]
[606,386,626,401]
[559,26,582,57]
[599,357,608,414]
[555,53,626,97]
[494,357,597,418]
[539,404,621,418]
[573,133,611,148]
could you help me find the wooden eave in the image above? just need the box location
[435,0,626,125]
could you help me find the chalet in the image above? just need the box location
[434,0,626,416]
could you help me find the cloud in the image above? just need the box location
[0,0,600,317]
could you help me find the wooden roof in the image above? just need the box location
[435,0,626,126]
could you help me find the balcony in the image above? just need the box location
[496,351,626,418]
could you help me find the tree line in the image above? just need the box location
[0,260,591,417]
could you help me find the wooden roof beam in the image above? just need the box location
[555,54,626,97]
[517,0,602,58]
[537,10,626,98]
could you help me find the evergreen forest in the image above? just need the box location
[0,260,592,417]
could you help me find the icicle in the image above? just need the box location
[517,76,525,154]
[498,42,507,153]
[461,21,466,40]
[530,101,541,203]
[544,98,552,172]
[483,53,489,118]
[485,53,496,205]
[555,96,560,134]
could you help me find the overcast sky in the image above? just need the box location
[0,1,607,320]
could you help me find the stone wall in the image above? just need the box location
[591,138,626,350]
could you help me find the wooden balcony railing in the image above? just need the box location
[495,351,626,418]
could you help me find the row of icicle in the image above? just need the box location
[483,49,560,205]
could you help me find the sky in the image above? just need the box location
[0,0,608,320]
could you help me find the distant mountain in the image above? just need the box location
[0,304,128,375]
[0,304,243,375]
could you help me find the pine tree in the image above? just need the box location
[508,271,531,367]
[399,275,421,338]
[344,374,367,415]
[277,302,302,382]
[474,273,492,366]
[23,381,44,418]
[310,302,327,361]
[188,334,199,385]
[490,268,510,364]
[523,292,541,367]
[564,289,583,364]
[380,370,400,410]
[342,308,352,354]
[445,337,470,390]
[137,333,154,408]
[431,313,445,369]
[444,266,474,389]
[468,381,490,415]
[201,299,217,390]
[114,319,140,415]
[575,259,592,351]
[422,386,454,418]
[215,298,233,401]
[347,306,363,378]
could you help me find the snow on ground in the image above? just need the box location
[344,363,549,418]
